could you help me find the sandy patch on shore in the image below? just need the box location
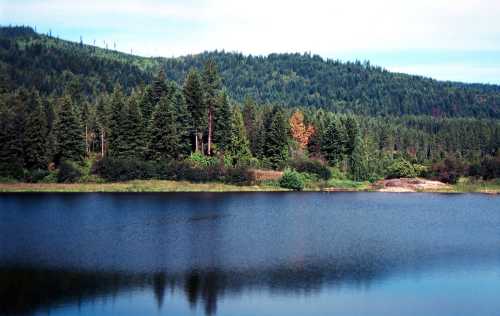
[374,178,451,192]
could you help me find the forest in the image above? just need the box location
[0,26,499,189]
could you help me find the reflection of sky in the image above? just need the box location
[34,265,500,316]
[2,0,500,84]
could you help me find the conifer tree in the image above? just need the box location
[242,96,258,156]
[147,95,179,161]
[122,95,146,159]
[342,115,359,156]
[172,87,192,158]
[228,107,252,165]
[264,107,289,169]
[321,119,344,165]
[350,134,370,181]
[107,86,127,157]
[95,96,109,157]
[183,69,206,153]
[202,60,221,155]
[152,69,169,105]
[139,85,156,125]
[54,96,85,162]
[0,102,23,177]
[24,91,48,169]
[213,91,232,153]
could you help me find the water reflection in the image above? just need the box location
[1,193,500,316]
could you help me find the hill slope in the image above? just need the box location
[1,26,499,118]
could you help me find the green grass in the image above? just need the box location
[450,178,500,193]
[326,178,370,190]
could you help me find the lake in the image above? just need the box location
[0,192,499,316]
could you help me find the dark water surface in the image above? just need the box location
[0,192,499,316]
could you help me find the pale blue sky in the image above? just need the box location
[1,0,500,84]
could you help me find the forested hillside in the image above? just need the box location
[1,25,499,188]
[1,26,500,118]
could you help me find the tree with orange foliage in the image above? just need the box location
[289,110,315,151]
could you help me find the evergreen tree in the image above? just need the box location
[95,96,109,157]
[183,69,206,153]
[321,119,344,165]
[228,107,252,165]
[139,85,156,125]
[152,69,169,105]
[202,59,221,155]
[213,91,232,153]
[54,96,85,162]
[264,107,289,169]
[350,134,371,181]
[147,95,180,161]
[24,91,48,169]
[342,115,359,156]
[107,86,127,157]
[122,94,146,159]
[0,101,23,177]
[172,86,192,158]
[242,96,258,156]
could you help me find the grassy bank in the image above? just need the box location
[0,180,286,193]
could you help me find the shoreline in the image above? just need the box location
[0,180,498,194]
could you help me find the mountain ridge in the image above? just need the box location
[1,25,499,118]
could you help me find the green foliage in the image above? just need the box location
[279,169,305,191]
[57,160,82,183]
[321,119,344,165]
[290,158,331,180]
[23,91,48,169]
[386,158,418,179]
[264,107,289,169]
[147,95,180,160]
[213,91,232,152]
[53,96,85,162]
[228,107,252,165]
[187,152,219,167]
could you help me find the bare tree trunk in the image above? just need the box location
[195,132,199,152]
[85,125,89,154]
[207,109,213,155]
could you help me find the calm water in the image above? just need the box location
[0,192,499,316]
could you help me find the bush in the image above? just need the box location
[92,158,157,181]
[57,161,82,183]
[290,159,332,180]
[479,155,500,180]
[225,167,252,185]
[279,169,305,191]
[431,157,465,184]
[386,158,417,179]
[26,169,50,183]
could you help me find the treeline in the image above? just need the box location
[1,59,499,185]
[1,26,500,118]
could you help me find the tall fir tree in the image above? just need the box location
[122,94,146,159]
[172,86,192,158]
[350,134,370,181]
[152,69,169,105]
[107,86,127,157]
[0,99,24,177]
[23,91,48,169]
[202,59,221,155]
[139,85,156,126]
[183,68,206,153]
[264,107,289,169]
[147,95,180,161]
[54,95,85,162]
[342,115,359,156]
[242,96,258,156]
[228,107,252,165]
[213,91,232,153]
[321,119,344,165]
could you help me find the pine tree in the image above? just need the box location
[54,96,85,162]
[152,69,169,105]
[0,100,23,177]
[24,91,48,169]
[139,85,156,125]
[242,96,258,156]
[183,69,206,153]
[228,107,252,165]
[95,96,109,157]
[350,134,371,181]
[213,91,232,153]
[147,95,179,161]
[342,115,359,156]
[202,59,221,155]
[264,107,289,169]
[321,119,344,165]
[172,86,192,158]
[122,94,146,159]
[107,86,127,157]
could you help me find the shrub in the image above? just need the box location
[26,169,50,183]
[479,156,500,180]
[290,159,332,180]
[92,158,157,181]
[279,169,305,191]
[430,157,465,184]
[386,158,417,179]
[57,161,82,183]
[225,167,252,185]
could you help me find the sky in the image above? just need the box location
[1,0,500,84]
